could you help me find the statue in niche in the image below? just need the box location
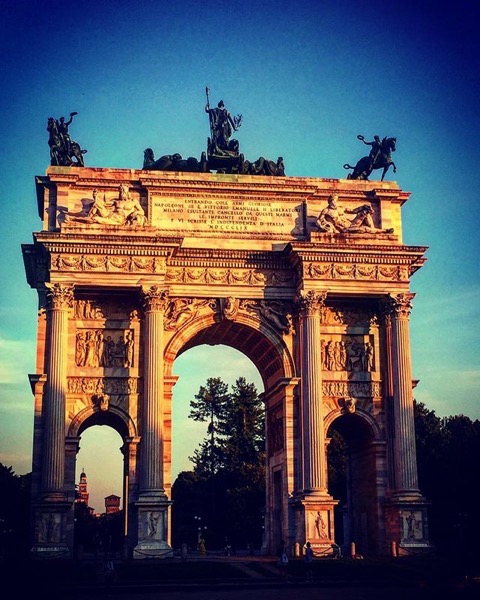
[47,112,87,166]
[343,134,397,181]
[125,330,134,367]
[39,513,60,543]
[65,184,146,226]
[316,194,393,234]
[314,511,328,538]
[75,299,104,319]
[363,342,374,371]
[147,512,160,537]
[404,511,422,540]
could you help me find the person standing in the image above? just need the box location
[276,539,289,582]
[304,541,314,582]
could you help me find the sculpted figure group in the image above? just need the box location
[47,112,87,166]
[65,183,146,226]
[75,329,134,368]
[317,194,393,235]
[47,100,398,182]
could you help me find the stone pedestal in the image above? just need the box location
[133,498,173,559]
[30,495,72,559]
[291,495,339,555]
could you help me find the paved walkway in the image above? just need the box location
[2,553,479,599]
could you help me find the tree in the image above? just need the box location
[173,377,266,549]
[0,464,31,557]
[189,377,230,476]
[413,401,480,561]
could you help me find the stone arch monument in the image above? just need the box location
[23,166,431,558]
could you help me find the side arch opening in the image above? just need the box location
[327,409,385,556]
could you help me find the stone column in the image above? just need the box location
[383,293,431,551]
[134,286,172,558]
[42,283,74,494]
[30,284,73,559]
[299,290,328,493]
[387,293,420,494]
[140,285,169,496]
[292,291,337,553]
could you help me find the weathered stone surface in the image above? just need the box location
[24,166,431,559]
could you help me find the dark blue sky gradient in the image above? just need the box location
[1,0,479,507]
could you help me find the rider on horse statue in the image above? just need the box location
[47,111,87,167]
[343,134,397,181]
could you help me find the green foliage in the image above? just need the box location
[414,401,480,558]
[0,464,31,557]
[327,429,348,501]
[173,377,265,549]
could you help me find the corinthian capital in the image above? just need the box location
[141,285,169,312]
[384,292,415,319]
[45,283,75,311]
[297,290,327,316]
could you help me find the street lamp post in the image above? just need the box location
[194,516,202,544]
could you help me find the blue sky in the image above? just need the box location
[1,0,479,511]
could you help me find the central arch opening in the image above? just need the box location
[171,344,265,552]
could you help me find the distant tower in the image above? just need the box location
[105,494,121,514]
[75,469,89,506]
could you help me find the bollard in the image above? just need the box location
[391,540,398,557]
[350,541,356,558]
[294,542,301,557]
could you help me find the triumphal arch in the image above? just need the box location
[23,131,431,558]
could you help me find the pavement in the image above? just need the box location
[2,551,480,599]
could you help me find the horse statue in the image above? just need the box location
[47,115,87,167]
[343,135,396,181]
[143,148,208,172]
[243,156,285,176]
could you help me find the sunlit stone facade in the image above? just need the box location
[23,166,431,558]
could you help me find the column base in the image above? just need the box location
[30,495,74,559]
[133,540,173,559]
[290,492,339,556]
[385,491,433,554]
[134,495,172,559]
[30,544,71,560]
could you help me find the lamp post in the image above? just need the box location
[194,515,202,544]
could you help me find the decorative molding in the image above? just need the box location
[384,292,415,318]
[45,282,74,310]
[322,380,381,398]
[307,262,408,281]
[297,290,327,316]
[52,254,166,274]
[67,377,138,395]
[141,286,169,312]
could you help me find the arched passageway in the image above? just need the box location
[327,410,386,556]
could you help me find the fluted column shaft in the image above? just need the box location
[141,286,169,493]
[388,293,419,492]
[42,283,74,492]
[299,291,327,492]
